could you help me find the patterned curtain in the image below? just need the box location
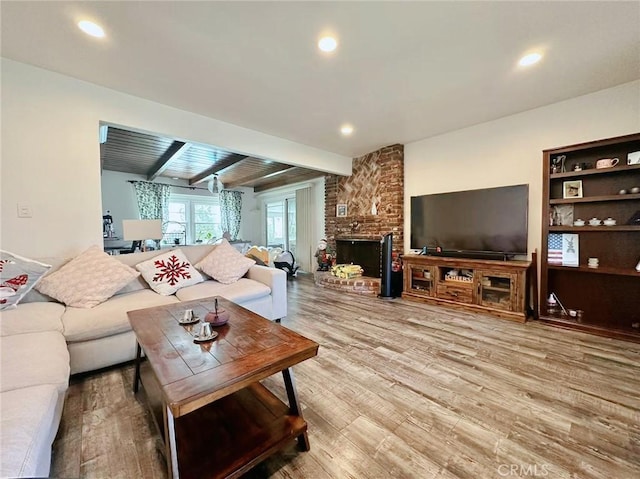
[132,182,171,220]
[220,190,242,240]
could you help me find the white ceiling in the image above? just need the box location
[2,1,639,158]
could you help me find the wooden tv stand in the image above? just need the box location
[402,255,531,322]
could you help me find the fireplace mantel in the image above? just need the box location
[335,237,381,242]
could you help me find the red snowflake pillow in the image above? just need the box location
[0,250,51,310]
[135,249,204,296]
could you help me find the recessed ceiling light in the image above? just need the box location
[340,125,354,136]
[318,36,337,53]
[78,20,105,38]
[518,52,542,67]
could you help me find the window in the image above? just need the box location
[193,202,221,242]
[266,198,296,253]
[166,194,222,245]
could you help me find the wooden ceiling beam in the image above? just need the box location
[253,169,326,193]
[147,141,191,181]
[189,154,248,185]
[223,164,297,188]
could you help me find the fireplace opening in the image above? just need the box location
[335,239,381,278]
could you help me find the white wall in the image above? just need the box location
[100,170,259,241]
[404,80,640,258]
[101,171,144,236]
[254,177,325,246]
[0,59,350,258]
[239,188,260,244]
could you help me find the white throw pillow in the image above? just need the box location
[196,239,255,284]
[35,245,140,308]
[135,248,204,295]
[0,250,51,311]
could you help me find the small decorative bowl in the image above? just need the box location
[205,310,230,326]
[603,218,616,226]
[573,219,585,226]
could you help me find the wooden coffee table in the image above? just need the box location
[127,297,319,479]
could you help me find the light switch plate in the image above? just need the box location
[17,203,32,218]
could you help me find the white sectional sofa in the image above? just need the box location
[0,244,287,478]
[0,302,70,478]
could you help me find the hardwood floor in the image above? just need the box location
[51,275,640,478]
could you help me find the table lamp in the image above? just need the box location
[122,219,162,252]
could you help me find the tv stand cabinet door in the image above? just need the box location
[406,264,436,296]
[477,271,518,312]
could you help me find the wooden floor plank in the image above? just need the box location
[51,275,640,478]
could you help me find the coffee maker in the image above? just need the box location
[102,211,114,238]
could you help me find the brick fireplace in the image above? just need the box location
[324,144,404,274]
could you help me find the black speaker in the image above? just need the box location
[379,233,394,299]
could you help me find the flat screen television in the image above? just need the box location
[410,184,528,259]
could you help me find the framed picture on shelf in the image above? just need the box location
[627,150,640,165]
[562,180,583,199]
[552,205,574,226]
[548,233,579,267]
[336,204,347,217]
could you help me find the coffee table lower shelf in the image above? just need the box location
[140,363,307,479]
